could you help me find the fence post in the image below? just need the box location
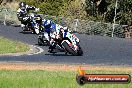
[112,23,115,37]
[112,0,118,37]
[74,19,79,32]
[4,9,7,25]
[124,26,131,39]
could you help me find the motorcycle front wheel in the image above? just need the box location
[61,41,77,56]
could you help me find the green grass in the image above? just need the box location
[0,37,30,54]
[0,70,131,88]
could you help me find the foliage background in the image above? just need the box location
[1,0,131,25]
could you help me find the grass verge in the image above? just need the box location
[0,37,30,54]
[0,70,131,88]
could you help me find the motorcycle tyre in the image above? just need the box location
[61,41,77,56]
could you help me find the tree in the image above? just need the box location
[85,0,110,16]
[105,0,132,25]
[59,0,86,19]
[18,0,67,16]
[0,0,14,5]
[85,0,97,16]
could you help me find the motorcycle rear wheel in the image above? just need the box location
[61,41,77,56]
[77,45,83,56]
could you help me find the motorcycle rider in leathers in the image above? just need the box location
[17,2,39,31]
[48,26,72,53]
[42,18,65,53]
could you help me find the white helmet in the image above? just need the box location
[63,27,68,30]
[45,20,52,25]
[63,27,69,32]
[47,20,51,24]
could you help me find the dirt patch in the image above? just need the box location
[0,62,132,72]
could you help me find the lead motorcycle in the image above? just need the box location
[51,31,83,56]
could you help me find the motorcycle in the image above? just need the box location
[51,31,83,56]
[38,31,50,46]
[37,22,57,46]
[31,14,43,34]
[21,13,43,34]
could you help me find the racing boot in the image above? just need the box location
[48,43,57,53]
[48,49,56,53]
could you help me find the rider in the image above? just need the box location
[42,18,69,53]
[17,2,39,30]
[48,26,70,53]
[48,26,80,53]
[42,19,55,41]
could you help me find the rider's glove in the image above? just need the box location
[23,17,29,21]
[21,24,25,27]
[35,8,40,12]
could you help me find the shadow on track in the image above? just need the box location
[45,53,81,56]
[19,31,34,34]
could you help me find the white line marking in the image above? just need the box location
[0,45,44,57]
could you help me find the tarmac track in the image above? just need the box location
[0,25,132,66]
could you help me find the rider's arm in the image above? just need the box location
[17,8,21,16]
[26,5,36,11]
[17,8,23,20]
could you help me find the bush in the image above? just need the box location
[59,0,86,19]
[16,0,86,19]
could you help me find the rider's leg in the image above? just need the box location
[21,21,27,31]
[48,41,57,53]
[44,32,50,41]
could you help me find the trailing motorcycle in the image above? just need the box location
[21,13,43,34]
[31,14,43,34]
[38,31,50,46]
[37,22,57,46]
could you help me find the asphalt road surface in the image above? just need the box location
[0,25,132,66]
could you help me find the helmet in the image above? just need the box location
[35,16,41,21]
[63,27,68,32]
[44,20,52,26]
[47,20,52,25]
[60,27,64,32]
[63,27,67,30]
[19,2,26,9]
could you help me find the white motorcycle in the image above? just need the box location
[50,31,83,56]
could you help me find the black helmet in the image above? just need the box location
[19,2,26,8]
